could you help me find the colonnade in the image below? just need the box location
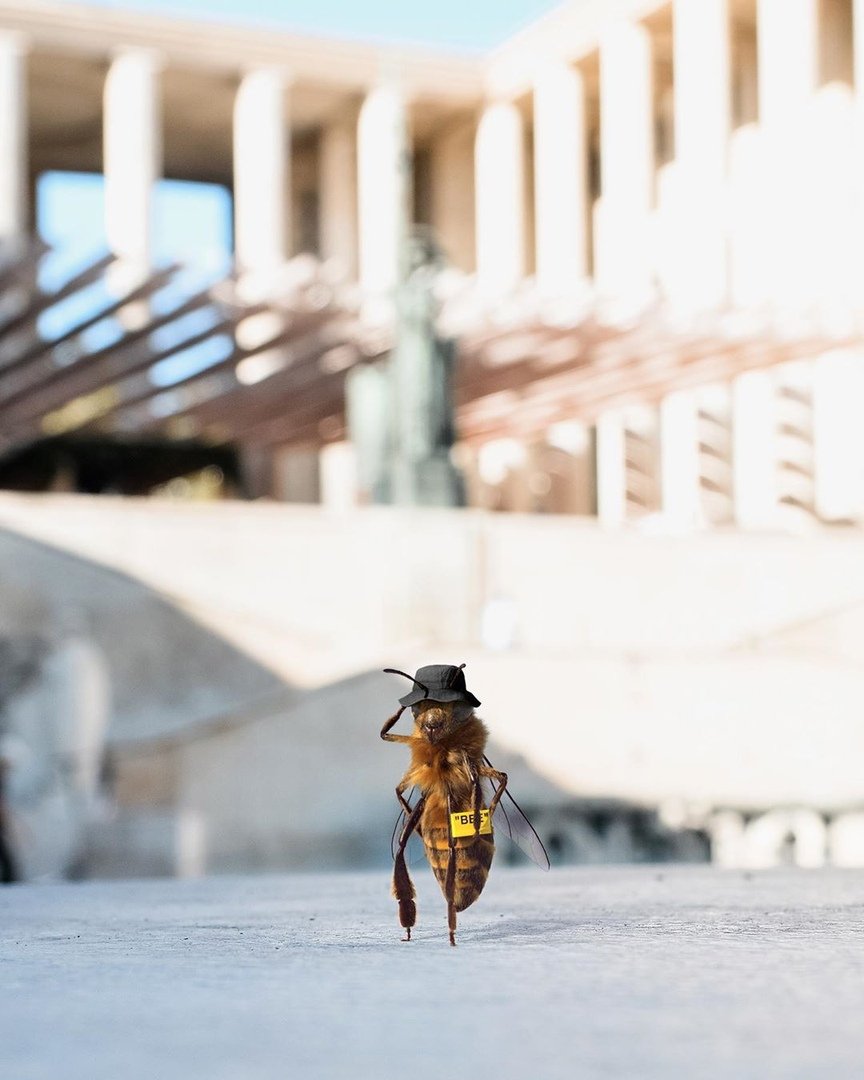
[483,0,862,316]
[3,0,864,522]
[3,0,863,310]
[0,41,356,288]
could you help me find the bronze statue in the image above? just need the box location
[348,230,465,507]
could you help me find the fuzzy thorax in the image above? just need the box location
[403,711,488,813]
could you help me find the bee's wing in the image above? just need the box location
[389,808,405,861]
[482,757,551,871]
[390,788,425,867]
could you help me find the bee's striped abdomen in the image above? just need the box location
[422,810,495,913]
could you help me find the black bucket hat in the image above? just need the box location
[384,663,481,708]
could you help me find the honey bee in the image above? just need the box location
[381,663,549,946]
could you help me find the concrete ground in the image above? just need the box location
[2,866,863,1080]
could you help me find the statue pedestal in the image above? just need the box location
[391,453,465,508]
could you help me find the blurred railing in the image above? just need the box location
[0,239,354,456]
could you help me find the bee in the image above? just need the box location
[381,663,549,946]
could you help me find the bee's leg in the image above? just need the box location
[472,772,483,838]
[395,778,413,816]
[445,794,458,947]
[462,755,482,840]
[393,797,424,941]
[381,705,412,744]
[478,766,508,818]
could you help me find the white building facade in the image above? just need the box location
[0,0,863,526]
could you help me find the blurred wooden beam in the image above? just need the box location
[116,313,340,429]
[0,252,114,340]
[0,262,180,383]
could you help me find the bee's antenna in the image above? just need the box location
[445,663,466,688]
[383,668,429,698]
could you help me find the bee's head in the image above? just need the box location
[383,665,481,742]
[412,698,474,744]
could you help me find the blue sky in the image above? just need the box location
[39,172,232,268]
[38,173,234,385]
[56,0,560,51]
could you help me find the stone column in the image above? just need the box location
[595,411,627,527]
[533,61,588,298]
[732,370,776,529]
[856,0,864,106]
[855,0,864,225]
[0,32,27,243]
[175,809,207,879]
[272,446,321,503]
[103,50,162,284]
[756,0,819,313]
[758,0,819,127]
[660,390,701,526]
[809,1,856,327]
[357,83,408,321]
[596,18,653,302]
[499,440,534,513]
[319,441,358,511]
[319,119,357,279]
[233,67,290,277]
[672,0,730,312]
[240,445,275,499]
[812,350,864,522]
[547,420,595,514]
[475,100,525,298]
